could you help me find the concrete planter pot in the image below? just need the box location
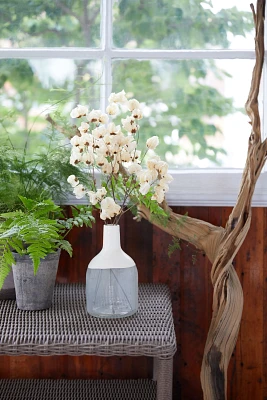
[12,250,61,310]
[0,270,16,300]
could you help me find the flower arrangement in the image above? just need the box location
[68,90,173,224]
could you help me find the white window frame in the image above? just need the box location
[1,0,266,206]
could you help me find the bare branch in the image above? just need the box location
[55,0,81,23]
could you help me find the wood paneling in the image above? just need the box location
[1,206,266,400]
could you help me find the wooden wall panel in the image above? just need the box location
[1,206,266,400]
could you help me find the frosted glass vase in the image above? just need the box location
[86,224,138,318]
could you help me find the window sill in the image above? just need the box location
[64,169,267,207]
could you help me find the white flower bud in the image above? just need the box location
[108,90,127,104]
[146,136,159,150]
[127,99,140,111]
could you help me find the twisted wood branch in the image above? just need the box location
[138,1,266,398]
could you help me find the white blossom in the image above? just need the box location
[113,162,120,173]
[80,133,93,147]
[155,160,168,176]
[106,103,119,115]
[127,99,140,111]
[100,197,121,220]
[132,109,143,120]
[108,90,127,104]
[67,175,79,187]
[158,181,169,192]
[139,182,150,195]
[160,173,173,184]
[87,187,107,205]
[151,190,165,204]
[70,104,88,119]
[146,136,159,150]
[70,151,82,166]
[147,156,160,170]
[128,162,142,175]
[96,155,106,167]
[87,191,99,205]
[87,109,102,123]
[78,122,89,134]
[102,162,113,174]
[138,169,157,184]
[131,149,141,161]
[121,149,131,162]
[122,116,139,134]
[126,139,137,153]
[99,113,108,124]
[107,122,121,136]
[92,125,107,139]
[82,152,94,165]
[73,184,86,199]
[70,135,82,147]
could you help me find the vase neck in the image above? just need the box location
[103,225,121,250]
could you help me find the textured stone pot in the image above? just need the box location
[0,270,16,300]
[12,250,61,310]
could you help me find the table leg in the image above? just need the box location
[154,358,173,400]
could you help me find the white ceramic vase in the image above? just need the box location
[86,224,138,318]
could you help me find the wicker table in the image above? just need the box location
[0,283,177,400]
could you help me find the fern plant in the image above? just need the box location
[0,196,94,289]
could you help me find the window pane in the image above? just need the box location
[112,59,254,168]
[0,59,101,153]
[113,0,254,50]
[0,1,101,48]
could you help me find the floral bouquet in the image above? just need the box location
[67,90,173,223]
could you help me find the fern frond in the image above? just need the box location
[57,240,73,257]
[0,243,14,289]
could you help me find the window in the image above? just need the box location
[0,1,265,205]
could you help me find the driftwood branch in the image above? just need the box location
[138,1,266,398]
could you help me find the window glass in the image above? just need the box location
[112,59,254,168]
[0,59,101,153]
[113,0,254,50]
[0,0,101,48]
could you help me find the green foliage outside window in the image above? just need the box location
[0,0,253,166]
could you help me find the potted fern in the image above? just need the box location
[0,196,94,310]
[0,127,93,301]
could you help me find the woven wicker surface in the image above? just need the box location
[0,283,176,359]
[0,379,157,400]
